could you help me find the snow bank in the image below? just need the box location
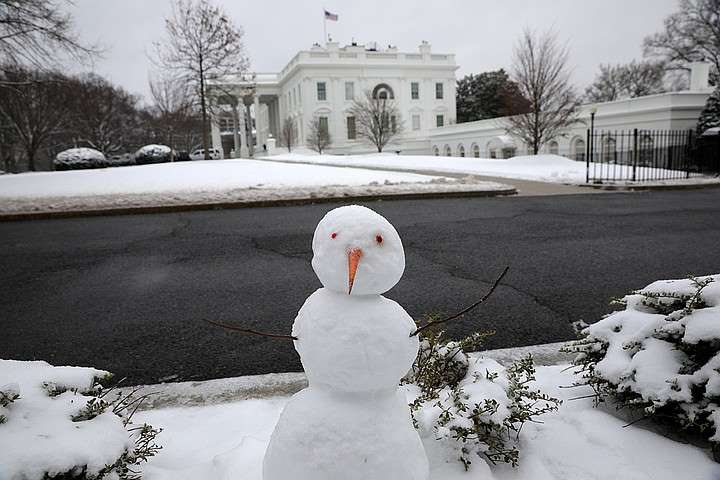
[132,365,720,480]
[0,159,449,199]
[0,359,130,479]
[264,152,705,184]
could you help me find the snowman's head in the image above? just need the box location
[312,205,405,295]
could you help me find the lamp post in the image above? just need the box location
[586,106,597,183]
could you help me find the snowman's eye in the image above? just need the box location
[331,232,338,239]
[375,234,383,244]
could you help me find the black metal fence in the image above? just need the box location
[585,129,695,183]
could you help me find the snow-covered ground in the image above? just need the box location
[0,160,511,214]
[264,152,715,185]
[134,363,719,480]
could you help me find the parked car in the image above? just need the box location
[190,148,222,160]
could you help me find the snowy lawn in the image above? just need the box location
[0,160,512,214]
[264,152,714,185]
[0,159,446,198]
[134,364,719,480]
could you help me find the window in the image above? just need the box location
[489,149,497,159]
[433,146,439,156]
[372,83,394,100]
[297,85,301,104]
[347,116,356,140]
[391,115,397,133]
[548,141,559,155]
[444,145,452,156]
[219,117,234,134]
[458,145,465,157]
[435,82,443,99]
[473,144,480,158]
[411,82,419,100]
[436,114,444,127]
[412,114,421,131]
[345,82,354,101]
[319,116,329,134]
[573,138,585,161]
[317,82,327,101]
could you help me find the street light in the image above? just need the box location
[590,105,598,159]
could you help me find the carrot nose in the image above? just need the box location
[347,248,363,294]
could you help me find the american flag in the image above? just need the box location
[324,10,338,21]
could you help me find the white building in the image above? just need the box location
[211,43,713,160]
[209,41,457,157]
[429,63,714,161]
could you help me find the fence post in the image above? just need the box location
[632,128,638,182]
[585,128,590,183]
[686,129,693,179]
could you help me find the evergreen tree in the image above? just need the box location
[456,70,529,123]
[697,87,720,134]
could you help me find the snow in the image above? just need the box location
[263,152,709,185]
[54,148,106,168]
[137,144,171,159]
[0,359,131,480]
[265,205,427,480]
[0,159,452,199]
[131,364,720,480]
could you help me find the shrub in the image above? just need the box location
[134,144,172,165]
[562,275,720,457]
[108,153,136,167]
[54,148,108,170]
[405,320,561,469]
[0,359,161,479]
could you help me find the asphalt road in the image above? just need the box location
[2,189,720,385]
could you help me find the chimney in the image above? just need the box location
[418,40,431,55]
[689,62,711,91]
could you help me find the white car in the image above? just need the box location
[190,148,223,160]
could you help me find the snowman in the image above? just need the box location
[262,205,429,480]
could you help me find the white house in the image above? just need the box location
[210,41,713,159]
[209,41,457,157]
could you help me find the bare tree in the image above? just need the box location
[644,0,720,85]
[148,74,202,152]
[586,61,666,102]
[505,29,580,155]
[0,67,75,170]
[306,117,332,154]
[348,90,404,152]
[280,116,297,152]
[68,74,139,155]
[0,0,98,69]
[155,0,249,159]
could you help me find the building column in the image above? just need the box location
[210,117,222,154]
[244,98,254,157]
[231,101,241,158]
[254,95,262,155]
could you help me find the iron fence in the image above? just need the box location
[585,129,695,183]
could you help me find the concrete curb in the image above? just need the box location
[121,342,573,412]
[0,187,516,222]
[576,180,720,191]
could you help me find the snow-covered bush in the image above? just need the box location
[404,325,561,469]
[54,148,108,171]
[0,359,161,479]
[563,275,720,455]
[134,144,172,165]
[108,153,136,167]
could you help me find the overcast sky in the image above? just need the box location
[66,0,679,103]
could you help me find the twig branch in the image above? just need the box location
[206,319,298,341]
[410,266,510,338]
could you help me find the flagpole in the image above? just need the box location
[323,10,327,44]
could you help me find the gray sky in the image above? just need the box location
[67,0,679,103]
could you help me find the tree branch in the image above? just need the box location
[410,266,509,338]
[205,319,298,340]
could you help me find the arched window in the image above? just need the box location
[433,146,439,156]
[472,144,480,158]
[372,83,395,100]
[573,138,585,161]
[639,134,654,166]
[548,140,559,155]
[458,144,465,157]
[444,145,452,156]
[602,136,617,163]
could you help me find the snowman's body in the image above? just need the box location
[262,206,430,480]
